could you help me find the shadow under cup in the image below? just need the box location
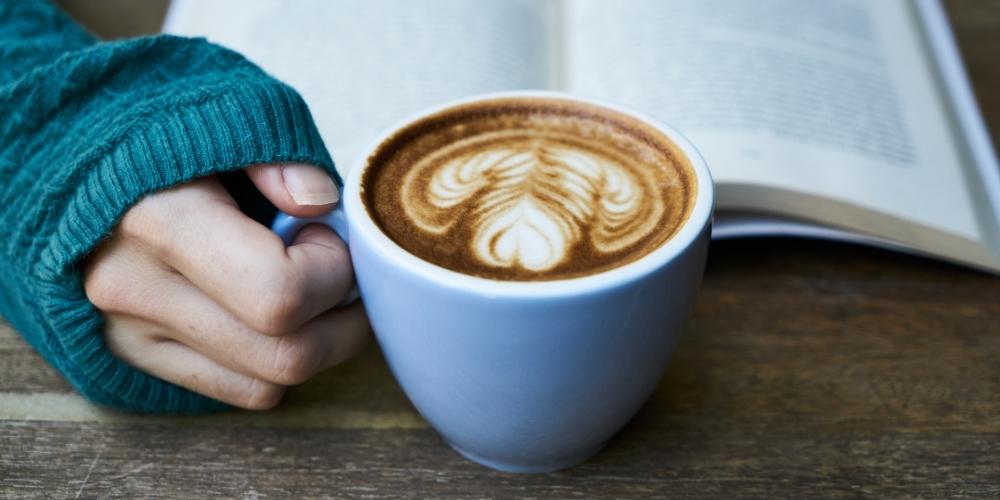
[272,92,714,473]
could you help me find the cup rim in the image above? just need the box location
[344,90,714,299]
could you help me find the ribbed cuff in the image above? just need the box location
[33,79,337,414]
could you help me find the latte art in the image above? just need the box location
[401,131,666,272]
[363,97,696,281]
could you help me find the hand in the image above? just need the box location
[83,164,369,409]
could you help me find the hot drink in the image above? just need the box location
[362,97,697,281]
[274,92,713,472]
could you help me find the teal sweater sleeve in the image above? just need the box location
[0,0,339,413]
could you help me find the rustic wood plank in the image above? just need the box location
[3,241,999,497]
[2,421,999,499]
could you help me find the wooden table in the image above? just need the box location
[3,2,1000,497]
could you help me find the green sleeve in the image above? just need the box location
[0,0,339,413]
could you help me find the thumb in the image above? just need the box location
[246,163,340,217]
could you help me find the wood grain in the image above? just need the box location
[3,1,1000,498]
[4,239,998,498]
[3,422,998,499]
[945,0,1000,147]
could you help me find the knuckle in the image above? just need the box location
[118,203,150,241]
[325,243,354,284]
[119,195,181,257]
[326,238,352,267]
[119,198,162,243]
[250,272,307,336]
[83,257,133,313]
[266,337,321,385]
[240,379,285,411]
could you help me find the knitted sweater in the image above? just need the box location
[0,0,339,413]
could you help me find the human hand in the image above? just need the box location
[83,164,369,409]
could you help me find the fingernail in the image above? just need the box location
[282,165,340,206]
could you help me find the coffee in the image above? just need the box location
[362,97,697,281]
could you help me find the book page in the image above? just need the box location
[564,0,983,245]
[164,0,553,175]
[712,212,937,261]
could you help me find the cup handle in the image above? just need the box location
[272,204,349,246]
[271,205,360,305]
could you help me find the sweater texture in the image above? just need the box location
[0,0,339,413]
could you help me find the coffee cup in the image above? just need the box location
[272,91,713,473]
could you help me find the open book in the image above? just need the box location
[164,0,1000,273]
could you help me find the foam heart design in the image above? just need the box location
[401,131,664,271]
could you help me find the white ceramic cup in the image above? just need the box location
[273,91,713,473]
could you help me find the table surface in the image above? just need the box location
[3,2,1000,498]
